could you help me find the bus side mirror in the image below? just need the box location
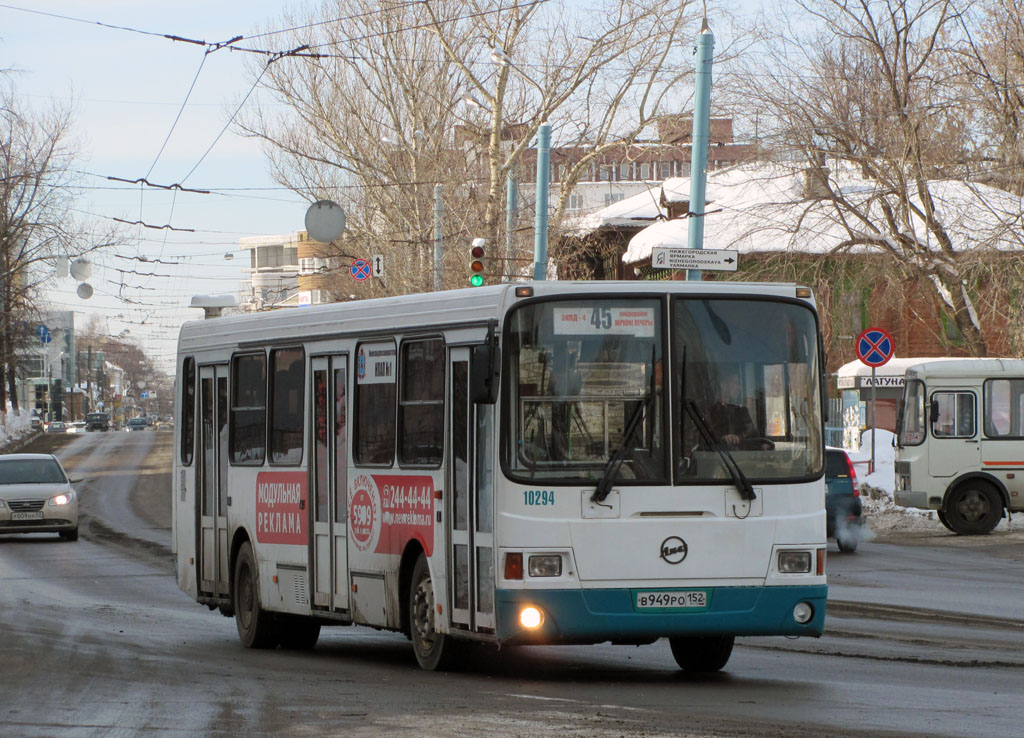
[470,344,500,404]
[929,398,940,423]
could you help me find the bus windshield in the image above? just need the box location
[507,298,665,482]
[505,295,823,484]
[899,380,926,446]
[674,298,822,482]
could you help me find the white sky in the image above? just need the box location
[1,1,308,370]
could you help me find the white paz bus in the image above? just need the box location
[895,358,1024,535]
[173,281,828,672]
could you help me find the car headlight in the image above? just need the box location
[48,490,76,506]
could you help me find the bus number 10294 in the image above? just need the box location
[523,489,555,506]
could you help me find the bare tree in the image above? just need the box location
[240,0,704,291]
[1,82,122,418]
[729,0,1024,356]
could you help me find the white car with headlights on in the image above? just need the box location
[0,453,81,541]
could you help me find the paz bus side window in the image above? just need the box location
[230,352,267,464]
[931,391,974,438]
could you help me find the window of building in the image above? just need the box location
[599,165,611,181]
[641,162,651,180]
[399,338,445,466]
[567,193,584,211]
[299,258,315,273]
[603,193,625,206]
[931,391,975,438]
[230,352,267,464]
[620,163,631,181]
[660,162,671,179]
[180,356,195,466]
[354,341,397,465]
[270,347,304,464]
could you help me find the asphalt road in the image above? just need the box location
[2,430,1023,738]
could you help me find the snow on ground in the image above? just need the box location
[0,407,34,451]
[848,429,1022,537]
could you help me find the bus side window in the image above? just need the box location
[230,352,267,464]
[270,347,304,465]
[180,356,195,466]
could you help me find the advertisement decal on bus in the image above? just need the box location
[255,471,307,544]
[350,473,435,556]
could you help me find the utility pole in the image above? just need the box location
[532,122,551,281]
[686,18,714,282]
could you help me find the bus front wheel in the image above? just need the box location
[234,542,277,649]
[669,635,734,672]
[945,483,1002,535]
[408,554,459,671]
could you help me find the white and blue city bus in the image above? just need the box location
[173,281,827,672]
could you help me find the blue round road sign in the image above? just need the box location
[350,259,371,281]
[856,327,894,367]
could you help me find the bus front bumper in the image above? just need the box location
[494,584,827,644]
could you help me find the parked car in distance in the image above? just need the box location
[45,421,67,433]
[125,417,149,432]
[66,421,87,434]
[0,453,80,541]
[825,447,863,553]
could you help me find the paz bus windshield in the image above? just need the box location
[505,296,822,484]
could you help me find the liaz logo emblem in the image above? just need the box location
[659,536,688,564]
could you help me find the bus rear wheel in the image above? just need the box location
[408,554,459,671]
[669,635,734,672]
[945,483,1002,535]
[234,542,277,649]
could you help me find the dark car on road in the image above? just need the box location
[85,412,110,432]
[826,447,863,553]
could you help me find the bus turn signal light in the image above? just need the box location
[504,552,523,580]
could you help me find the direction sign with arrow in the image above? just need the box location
[650,247,738,271]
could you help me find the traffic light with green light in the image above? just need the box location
[470,237,485,286]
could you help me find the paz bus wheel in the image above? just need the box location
[409,554,459,671]
[945,482,1002,535]
[669,635,734,672]
[234,542,277,649]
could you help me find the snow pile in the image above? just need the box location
[0,407,34,451]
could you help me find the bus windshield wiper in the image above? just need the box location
[684,400,756,502]
[592,395,649,505]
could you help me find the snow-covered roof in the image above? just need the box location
[567,162,1024,265]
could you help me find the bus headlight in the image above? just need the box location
[778,551,812,573]
[519,606,544,630]
[793,602,814,624]
[528,555,562,577]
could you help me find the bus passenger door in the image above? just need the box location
[448,347,495,633]
[197,364,230,601]
[310,356,350,613]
